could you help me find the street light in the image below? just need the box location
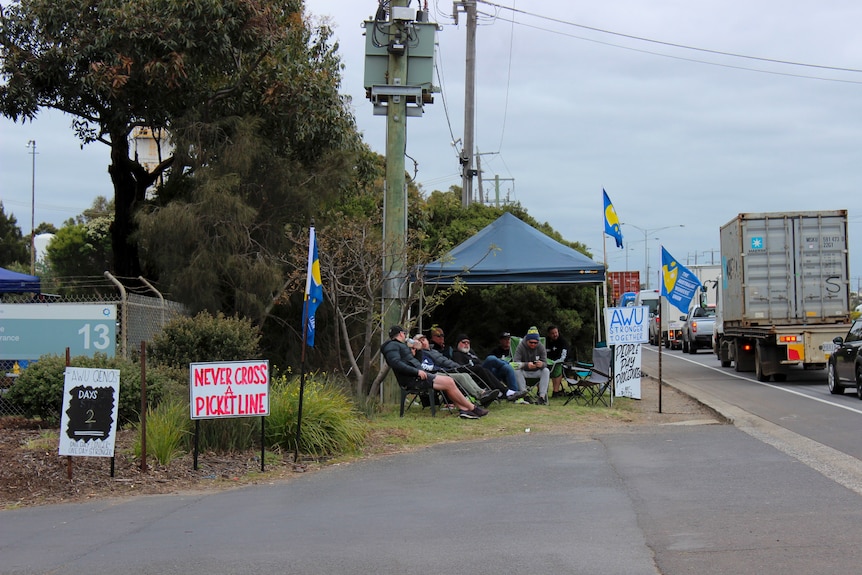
[621,223,685,290]
[26,140,37,276]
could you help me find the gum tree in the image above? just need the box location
[0,0,357,282]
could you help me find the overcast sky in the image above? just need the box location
[2,0,862,291]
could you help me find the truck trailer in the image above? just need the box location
[715,210,850,381]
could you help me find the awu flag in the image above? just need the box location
[603,189,624,248]
[661,247,701,314]
[303,227,323,347]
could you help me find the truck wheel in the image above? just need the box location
[664,337,670,349]
[827,363,844,395]
[755,344,770,382]
[856,365,862,400]
[682,339,689,353]
[688,340,697,354]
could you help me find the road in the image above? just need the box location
[642,344,862,459]
[4,348,862,574]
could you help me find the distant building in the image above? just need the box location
[33,233,54,263]
[130,127,173,196]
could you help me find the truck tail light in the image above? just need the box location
[779,335,800,343]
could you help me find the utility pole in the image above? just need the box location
[456,0,477,206]
[27,140,36,275]
[365,1,437,402]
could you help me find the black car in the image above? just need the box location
[827,319,862,397]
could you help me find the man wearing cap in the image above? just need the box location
[513,326,550,404]
[490,331,513,361]
[380,326,488,419]
[451,333,525,401]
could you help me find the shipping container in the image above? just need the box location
[608,271,641,305]
[715,210,851,381]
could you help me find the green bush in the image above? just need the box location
[135,398,191,466]
[266,374,367,458]
[150,311,262,370]
[197,417,259,453]
[6,353,170,425]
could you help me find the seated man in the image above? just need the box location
[451,334,525,401]
[545,325,569,398]
[411,335,500,407]
[381,325,488,419]
[429,326,452,359]
[489,331,513,361]
[513,327,550,404]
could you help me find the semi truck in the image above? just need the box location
[714,210,850,381]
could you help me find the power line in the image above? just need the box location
[484,14,862,85]
[477,0,862,74]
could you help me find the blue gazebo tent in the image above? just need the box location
[423,212,605,285]
[0,267,41,293]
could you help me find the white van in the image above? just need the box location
[634,289,661,345]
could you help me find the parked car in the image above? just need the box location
[827,318,862,397]
[681,303,716,354]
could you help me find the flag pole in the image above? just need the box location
[601,234,608,342]
[295,310,309,465]
[294,224,315,467]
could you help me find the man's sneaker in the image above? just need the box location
[459,410,480,419]
[536,395,548,405]
[479,389,501,406]
[514,398,530,405]
[471,405,489,417]
[507,390,528,402]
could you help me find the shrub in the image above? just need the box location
[6,353,170,425]
[266,374,367,458]
[135,398,191,466]
[150,311,261,370]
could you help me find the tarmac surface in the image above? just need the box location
[3,363,862,574]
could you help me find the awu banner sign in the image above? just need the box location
[190,360,270,420]
[58,367,121,457]
[604,306,649,345]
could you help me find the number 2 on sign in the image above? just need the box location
[78,323,111,350]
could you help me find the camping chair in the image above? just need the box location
[562,346,612,406]
[399,383,437,417]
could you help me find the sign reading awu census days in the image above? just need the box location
[190,360,270,420]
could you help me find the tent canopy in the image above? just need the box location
[423,212,605,285]
[0,267,41,293]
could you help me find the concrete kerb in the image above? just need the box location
[647,373,862,497]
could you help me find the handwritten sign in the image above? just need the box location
[190,360,270,420]
[58,367,121,457]
[604,306,649,345]
[614,343,642,399]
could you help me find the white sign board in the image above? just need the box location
[190,360,270,419]
[58,367,121,457]
[614,343,642,399]
[604,306,649,345]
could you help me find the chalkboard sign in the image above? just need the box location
[58,367,121,457]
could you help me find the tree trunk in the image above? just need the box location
[107,132,159,281]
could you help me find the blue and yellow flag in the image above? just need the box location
[660,246,701,313]
[603,189,623,248]
[303,227,323,347]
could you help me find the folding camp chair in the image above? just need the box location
[562,346,612,406]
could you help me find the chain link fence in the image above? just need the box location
[1,274,187,417]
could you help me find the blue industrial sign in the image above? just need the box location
[0,303,117,360]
